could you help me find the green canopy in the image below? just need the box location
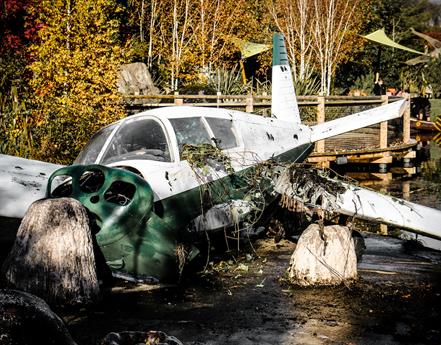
[231,37,271,59]
[363,29,424,55]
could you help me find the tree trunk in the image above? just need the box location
[1,197,100,306]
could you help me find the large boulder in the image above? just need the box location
[0,289,77,345]
[1,197,100,306]
[118,62,159,96]
[287,224,358,286]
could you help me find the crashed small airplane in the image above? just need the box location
[1,34,440,282]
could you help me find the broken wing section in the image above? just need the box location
[333,184,441,240]
[310,100,406,142]
[273,166,441,240]
[0,154,63,218]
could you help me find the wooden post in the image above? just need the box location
[246,94,254,113]
[380,95,388,149]
[402,181,410,200]
[174,91,183,106]
[315,96,325,153]
[379,185,388,235]
[216,91,221,108]
[403,95,411,144]
[380,224,388,236]
[262,91,268,117]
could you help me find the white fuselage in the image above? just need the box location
[89,106,313,202]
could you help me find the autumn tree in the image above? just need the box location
[269,0,368,95]
[311,0,367,95]
[0,0,40,157]
[29,0,126,164]
[125,0,162,70]
[126,0,272,91]
[192,0,248,72]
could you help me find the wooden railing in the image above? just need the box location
[124,93,403,110]
[124,94,411,152]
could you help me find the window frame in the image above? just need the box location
[97,116,175,164]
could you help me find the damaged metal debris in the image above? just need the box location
[274,165,347,213]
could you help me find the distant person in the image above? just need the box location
[373,79,386,96]
[411,95,431,121]
[395,88,409,98]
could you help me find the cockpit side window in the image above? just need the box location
[169,117,212,154]
[75,124,117,164]
[205,117,238,149]
[101,118,171,164]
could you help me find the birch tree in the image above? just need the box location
[269,0,367,95]
[269,0,315,83]
[311,0,363,95]
[192,0,245,72]
[146,0,196,90]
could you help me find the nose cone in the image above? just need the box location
[47,165,181,282]
[47,165,154,245]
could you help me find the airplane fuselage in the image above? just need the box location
[46,106,314,281]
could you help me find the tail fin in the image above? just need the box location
[271,33,301,123]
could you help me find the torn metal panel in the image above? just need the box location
[190,200,254,232]
[0,154,63,218]
[273,166,441,240]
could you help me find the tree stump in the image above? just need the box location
[0,289,77,345]
[287,224,357,286]
[1,197,100,306]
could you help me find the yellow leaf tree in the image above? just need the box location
[29,0,126,164]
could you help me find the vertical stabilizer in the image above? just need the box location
[271,33,301,123]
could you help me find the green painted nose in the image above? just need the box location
[46,164,154,245]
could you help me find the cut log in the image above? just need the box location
[1,197,100,306]
[287,224,357,286]
[0,289,77,345]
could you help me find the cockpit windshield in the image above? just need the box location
[101,117,171,164]
[75,124,117,165]
[169,117,212,154]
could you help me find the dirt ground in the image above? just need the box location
[55,233,441,345]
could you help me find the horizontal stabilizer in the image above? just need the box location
[0,154,63,218]
[310,100,406,142]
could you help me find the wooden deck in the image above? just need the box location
[308,141,417,173]
[307,142,417,167]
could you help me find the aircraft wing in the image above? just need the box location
[273,166,441,240]
[310,100,406,142]
[0,154,63,218]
